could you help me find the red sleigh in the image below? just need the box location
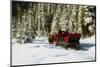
[48,30,81,50]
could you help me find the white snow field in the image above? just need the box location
[12,36,95,66]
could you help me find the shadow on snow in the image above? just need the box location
[80,43,95,51]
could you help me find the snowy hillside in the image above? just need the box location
[12,35,95,66]
[80,35,95,44]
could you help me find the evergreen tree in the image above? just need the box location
[12,1,96,43]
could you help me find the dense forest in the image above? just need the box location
[12,1,96,43]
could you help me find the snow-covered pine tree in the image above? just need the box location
[59,5,69,32]
[50,4,62,34]
[12,1,96,43]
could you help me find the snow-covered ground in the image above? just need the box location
[12,36,95,66]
